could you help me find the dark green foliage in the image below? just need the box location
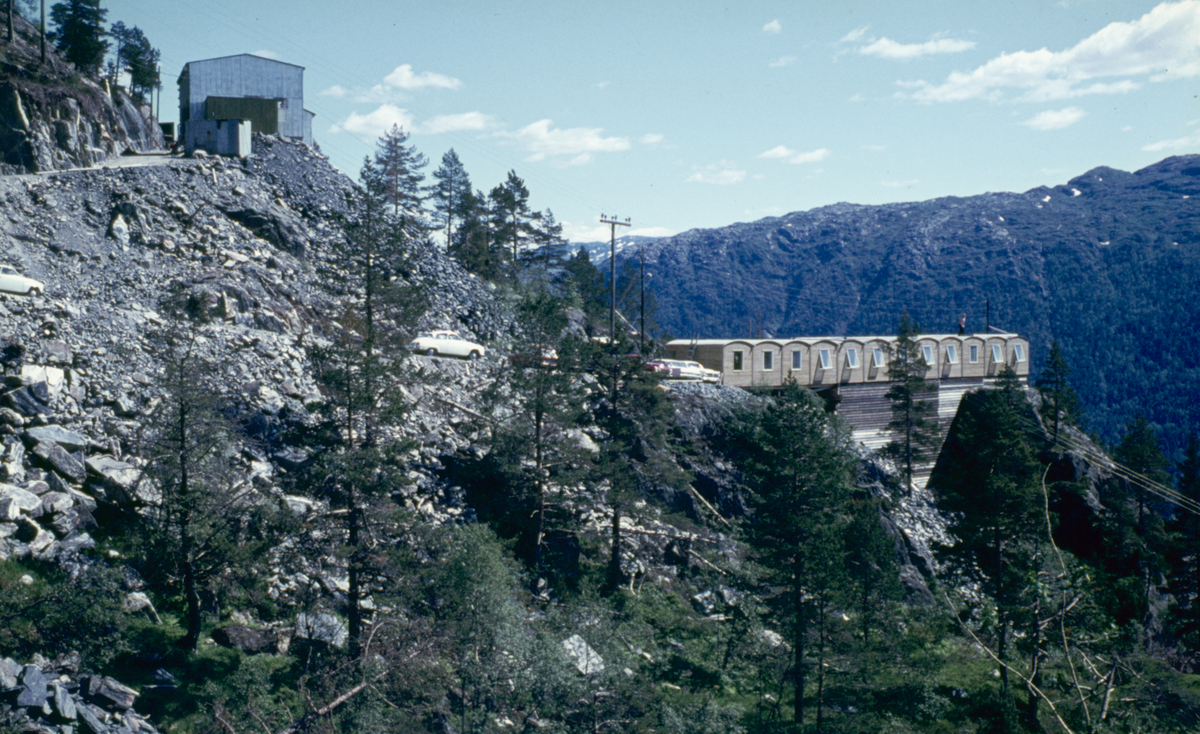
[297,156,425,657]
[134,307,283,652]
[108,21,158,101]
[733,383,860,729]
[1168,434,1200,655]
[0,559,129,667]
[931,374,1041,697]
[1035,339,1083,444]
[884,313,938,493]
[578,333,681,593]
[373,123,428,221]
[450,187,505,280]
[490,170,540,280]
[429,148,472,248]
[49,0,107,74]
[560,247,609,325]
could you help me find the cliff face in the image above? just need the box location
[635,156,1200,453]
[0,14,163,175]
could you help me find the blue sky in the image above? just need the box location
[106,0,1200,241]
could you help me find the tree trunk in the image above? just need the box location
[347,485,362,658]
[794,557,806,727]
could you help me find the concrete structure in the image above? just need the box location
[177,54,313,153]
[665,331,1031,489]
[184,119,252,157]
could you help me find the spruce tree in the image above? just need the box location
[300,156,425,657]
[1168,433,1200,653]
[931,371,1041,704]
[1035,339,1082,445]
[50,0,107,74]
[136,302,282,651]
[373,124,428,221]
[735,383,858,729]
[884,312,938,493]
[428,148,472,249]
[489,170,540,280]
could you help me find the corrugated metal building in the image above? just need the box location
[177,54,314,151]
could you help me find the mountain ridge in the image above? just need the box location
[629,154,1200,456]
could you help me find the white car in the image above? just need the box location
[663,360,706,381]
[407,330,486,360]
[0,265,43,296]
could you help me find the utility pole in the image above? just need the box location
[40,0,45,64]
[599,214,631,342]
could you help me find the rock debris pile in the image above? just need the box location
[0,655,161,734]
[0,135,512,567]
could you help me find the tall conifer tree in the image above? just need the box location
[884,312,938,493]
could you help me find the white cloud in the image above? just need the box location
[1142,130,1200,151]
[686,161,746,185]
[1021,107,1087,130]
[859,36,976,60]
[841,26,870,43]
[501,119,630,163]
[331,105,415,140]
[848,93,866,102]
[770,55,798,68]
[759,146,831,164]
[249,50,280,60]
[882,179,920,188]
[594,81,611,89]
[905,0,1200,102]
[320,85,349,99]
[383,64,462,91]
[420,112,494,134]
[640,133,664,145]
[763,19,782,34]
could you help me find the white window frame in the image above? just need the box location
[846,348,859,369]
[921,345,934,366]
[791,350,801,370]
[818,348,831,370]
[991,344,1003,364]
[946,345,959,364]
[872,347,885,368]
[969,345,979,363]
[1013,344,1026,362]
[763,351,774,370]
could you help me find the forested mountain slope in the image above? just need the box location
[638,156,1200,455]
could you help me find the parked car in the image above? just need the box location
[510,346,558,368]
[0,265,43,296]
[663,360,706,381]
[645,359,671,375]
[407,330,486,360]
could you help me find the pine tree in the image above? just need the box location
[1035,340,1082,444]
[109,21,159,101]
[488,291,588,593]
[50,0,108,74]
[931,373,1041,704]
[884,312,938,493]
[734,383,858,730]
[300,156,425,657]
[559,248,608,325]
[428,148,472,249]
[373,124,428,221]
[489,170,540,280]
[135,303,282,651]
[1168,433,1200,653]
[449,188,503,280]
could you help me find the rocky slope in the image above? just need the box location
[635,156,1200,454]
[0,13,164,175]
